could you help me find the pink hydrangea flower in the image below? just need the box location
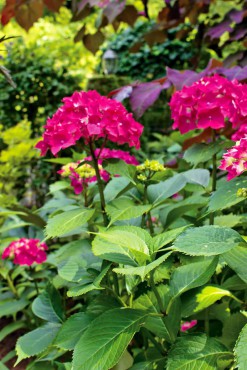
[36,90,143,156]
[170,75,247,134]
[180,320,197,332]
[2,238,48,266]
[231,124,247,141]
[59,148,139,194]
[219,136,247,180]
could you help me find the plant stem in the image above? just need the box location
[104,286,127,307]
[205,308,209,335]
[112,271,119,296]
[29,266,39,295]
[6,273,18,298]
[147,212,154,236]
[149,272,165,313]
[209,130,217,225]
[89,140,108,227]
[142,328,165,355]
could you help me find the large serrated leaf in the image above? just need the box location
[152,226,188,253]
[173,226,243,256]
[234,323,247,370]
[72,308,147,370]
[167,334,232,370]
[223,246,247,283]
[67,263,110,297]
[184,142,226,166]
[16,323,61,364]
[113,252,172,281]
[0,298,29,318]
[148,169,209,206]
[32,284,64,323]
[169,257,218,302]
[92,226,151,266]
[222,313,247,349]
[106,198,151,227]
[54,312,93,350]
[45,208,94,238]
[208,177,247,212]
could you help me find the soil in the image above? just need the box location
[0,318,30,370]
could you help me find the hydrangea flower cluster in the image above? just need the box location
[136,159,166,182]
[2,238,48,266]
[219,136,247,180]
[36,90,143,156]
[170,74,247,134]
[59,148,139,194]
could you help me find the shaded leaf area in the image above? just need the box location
[72,308,147,370]
[32,284,64,323]
[234,323,247,370]
[167,334,232,370]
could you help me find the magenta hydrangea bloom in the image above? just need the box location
[180,320,197,332]
[170,74,247,134]
[219,136,247,180]
[58,148,139,194]
[2,238,48,266]
[36,90,143,156]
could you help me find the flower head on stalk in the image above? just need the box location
[2,238,48,266]
[219,136,247,180]
[169,74,247,134]
[180,320,197,332]
[59,148,139,194]
[35,90,143,156]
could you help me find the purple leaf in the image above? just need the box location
[166,67,201,90]
[104,0,126,23]
[112,86,133,102]
[130,82,165,118]
[230,26,247,41]
[229,9,244,23]
[214,66,247,81]
[205,20,232,39]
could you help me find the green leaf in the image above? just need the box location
[222,313,247,349]
[113,252,172,281]
[169,257,218,302]
[0,299,29,318]
[49,181,70,194]
[167,334,231,370]
[222,275,247,291]
[16,323,61,364]
[54,312,93,350]
[181,286,233,317]
[152,226,188,253]
[32,284,64,323]
[133,287,179,343]
[67,263,110,297]
[208,177,247,212]
[234,323,247,370]
[184,142,226,166]
[223,246,247,283]
[173,226,243,256]
[72,308,147,370]
[45,208,95,238]
[0,321,25,342]
[101,177,131,203]
[148,169,209,206]
[92,226,150,266]
[159,195,207,228]
[214,214,245,228]
[103,159,136,184]
[106,198,151,227]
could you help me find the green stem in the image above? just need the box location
[6,273,18,298]
[141,184,148,228]
[149,272,165,313]
[29,266,39,296]
[142,328,165,355]
[104,286,127,307]
[147,212,154,236]
[205,308,209,335]
[89,140,108,227]
[112,271,119,295]
[209,131,217,225]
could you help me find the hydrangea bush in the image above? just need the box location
[1,81,247,370]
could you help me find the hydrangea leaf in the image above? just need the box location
[234,323,247,369]
[167,334,232,370]
[45,208,95,238]
[223,246,247,283]
[72,308,147,370]
[172,226,244,256]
